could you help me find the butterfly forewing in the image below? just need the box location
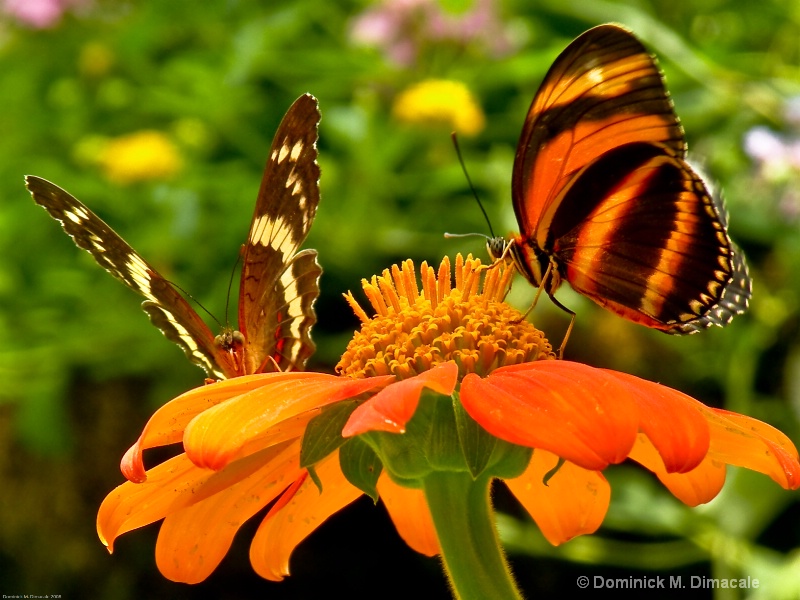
[503,23,751,338]
[239,93,322,373]
[25,175,231,378]
[513,24,684,247]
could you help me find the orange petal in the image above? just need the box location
[153,441,304,584]
[602,370,710,473]
[343,362,459,436]
[249,451,362,581]
[628,433,726,506]
[505,449,610,545]
[377,473,440,556]
[121,373,327,482]
[460,361,639,470]
[185,374,393,471]
[704,408,800,489]
[99,440,296,553]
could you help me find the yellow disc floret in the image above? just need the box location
[336,254,555,380]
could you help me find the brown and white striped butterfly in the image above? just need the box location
[27,93,322,380]
[489,24,751,341]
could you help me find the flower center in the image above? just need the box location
[336,254,555,380]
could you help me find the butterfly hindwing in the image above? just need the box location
[25,175,231,378]
[548,142,744,331]
[502,23,751,336]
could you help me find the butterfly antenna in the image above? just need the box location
[224,251,243,327]
[450,132,496,238]
[164,278,224,329]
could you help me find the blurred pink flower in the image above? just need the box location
[742,96,800,221]
[744,126,800,176]
[2,0,84,29]
[350,0,516,66]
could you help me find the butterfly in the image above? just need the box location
[26,93,322,380]
[488,24,751,346]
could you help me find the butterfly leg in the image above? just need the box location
[515,259,574,358]
[517,255,553,322]
[545,292,575,359]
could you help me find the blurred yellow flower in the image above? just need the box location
[79,42,114,78]
[393,79,485,135]
[100,130,183,184]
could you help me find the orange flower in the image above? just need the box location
[97,255,800,590]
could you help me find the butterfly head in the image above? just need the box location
[214,328,245,352]
[486,236,510,264]
[487,235,560,295]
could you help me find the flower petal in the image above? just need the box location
[505,449,610,545]
[377,473,440,556]
[628,433,726,506]
[602,370,711,473]
[153,441,304,583]
[185,374,393,471]
[705,408,800,489]
[460,361,639,470]
[343,361,459,436]
[249,450,363,581]
[98,440,296,552]
[121,373,321,482]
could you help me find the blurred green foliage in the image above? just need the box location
[1,0,799,598]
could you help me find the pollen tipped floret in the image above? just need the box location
[336,254,555,379]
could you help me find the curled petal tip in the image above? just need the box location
[121,439,147,483]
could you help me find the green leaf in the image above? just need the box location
[453,391,497,478]
[487,441,533,480]
[300,400,357,468]
[340,437,383,502]
[427,391,467,471]
[307,465,323,494]
[543,456,566,486]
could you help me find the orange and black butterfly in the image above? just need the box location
[489,24,751,345]
[27,93,322,380]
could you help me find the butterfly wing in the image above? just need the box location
[545,142,751,331]
[512,24,684,250]
[511,24,751,332]
[238,93,322,374]
[25,175,235,379]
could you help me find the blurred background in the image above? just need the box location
[1,0,799,598]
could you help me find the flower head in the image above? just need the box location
[742,96,800,222]
[2,0,84,29]
[97,255,800,589]
[99,130,183,184]
[350,0,517,66]
[393,79,485,135]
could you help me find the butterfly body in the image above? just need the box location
[491,24,751,335]
[27,93,322,380]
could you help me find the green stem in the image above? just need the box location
[423,471,523,600]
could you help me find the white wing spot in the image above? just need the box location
[290,140,304,161]
[127,254,152,291]
[65,208,89,224]
[249,214,297,254]
[278,141,291,163]
[280,267,305,340]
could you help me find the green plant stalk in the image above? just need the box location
[423,470,523,600]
